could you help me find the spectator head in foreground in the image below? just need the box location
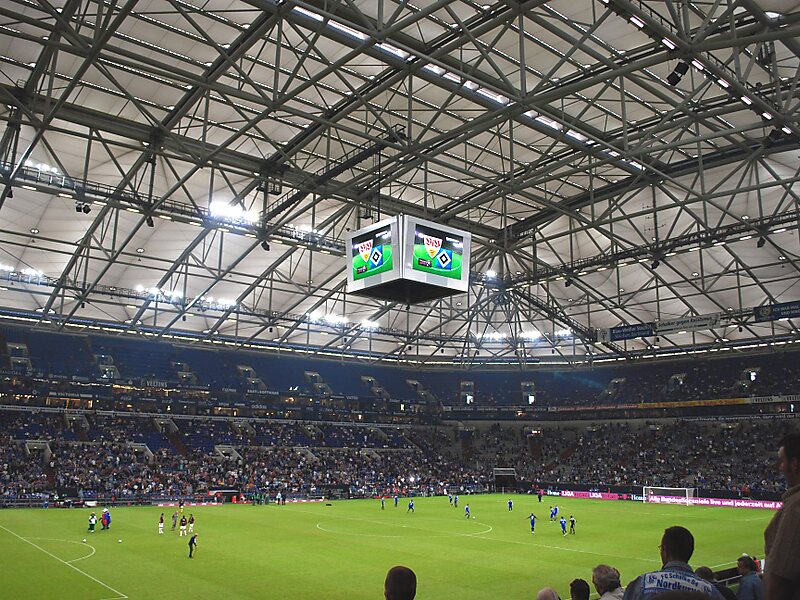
[737,556,757,576]
[385,566,416,600]
[660,525,694,565]
[536,587,561,600]
[592,564,623,597]
[569,578,590,600]
[764,430,800,600]
[693,567,717,583]
[778,430,800,488]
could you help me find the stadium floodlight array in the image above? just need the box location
[642,486,697,506]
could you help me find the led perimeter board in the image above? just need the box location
[346,217,401,294]
[346,215,471,303]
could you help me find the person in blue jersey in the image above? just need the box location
[394,495,399,508]
[622,526,724,600]
[448,494,453,506]
[407,499,414,513]
[454,495,458,508]
[569,514,576,534]
[549,506,555,521]
[381,497,385,510]
[554,505,559,518]
[464,504,470,519]
[527,513,536,535]
[560,516,567,536]
[507,498,513,511]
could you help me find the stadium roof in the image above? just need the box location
[0,0,799,365]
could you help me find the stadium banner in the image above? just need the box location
[648,495,782,509]
[655,314,720,334]
[640,398,746,409]
[753,300,800,322]
[604,322,654,342]
[559,490,629,501]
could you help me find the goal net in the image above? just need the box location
[643,486,697,506]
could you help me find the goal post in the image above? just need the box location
[642,486,697,506]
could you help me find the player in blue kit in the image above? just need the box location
[407,499,414,513]
[507,498,513,511]
[394,495,399,508]
[560,516,567,536]
[528,513,536,535]
[549,506,555,521]
[464,504,470,519]
[448,494,453,506]
[381,497,385,510]
[454,495,458,508]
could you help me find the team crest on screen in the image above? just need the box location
[358,240,373,262]
[424,235,442,258]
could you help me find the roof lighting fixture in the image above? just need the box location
[741,96,753,105]
[360,320,379,330]
[779,255,786,261]
[22,185,36,191]
[762,112,773,121]
[665,252,677,257]
[58,192,72,198]
[692,272,699,277]
[661,37,677,50]
[596,267,607,272]
[774,228,787,234]
[629,15,645,28]
[691,59,704,71]
[740,235,752,241]
[30,228,39,234]
[292,6,323,21]
[485,270,497,278]
[565,129,589,142]
[136,247,145,253]
[782,126,792,135]
[713,241,726,246]
[534,115,563,130]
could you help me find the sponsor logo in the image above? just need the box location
[418,258,432,267]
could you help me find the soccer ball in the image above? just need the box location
[118,539,122,543]
[82,538,86,543]
[472,516,476,519]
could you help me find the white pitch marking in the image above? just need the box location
[23,537,97,563]
[0,525,127,599]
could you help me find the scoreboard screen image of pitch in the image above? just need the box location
[411,223,464,280]
[351,224,394,281]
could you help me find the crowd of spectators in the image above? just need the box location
[2,407,797,503]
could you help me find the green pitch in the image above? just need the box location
[412,245,462,279]
[0,494,771,600]
[352,245,393,280]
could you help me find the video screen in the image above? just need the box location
[411,224,464,280]
[351,225,394,281]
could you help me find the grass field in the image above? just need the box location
[0,494,772,600]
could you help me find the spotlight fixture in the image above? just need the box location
[261,240,270,251]
[75,203,82,213]
[666,61,690,86]
[83,204,91,214]
[564,278,573,287]
[651,259,660,269]
[756,237,766,248]
[145,215,154,227]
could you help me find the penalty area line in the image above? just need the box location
[0,525,128,599]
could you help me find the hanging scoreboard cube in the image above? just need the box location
[346,215,471,304]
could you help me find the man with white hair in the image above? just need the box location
[592,564,625,600]
[536,587,561,600]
